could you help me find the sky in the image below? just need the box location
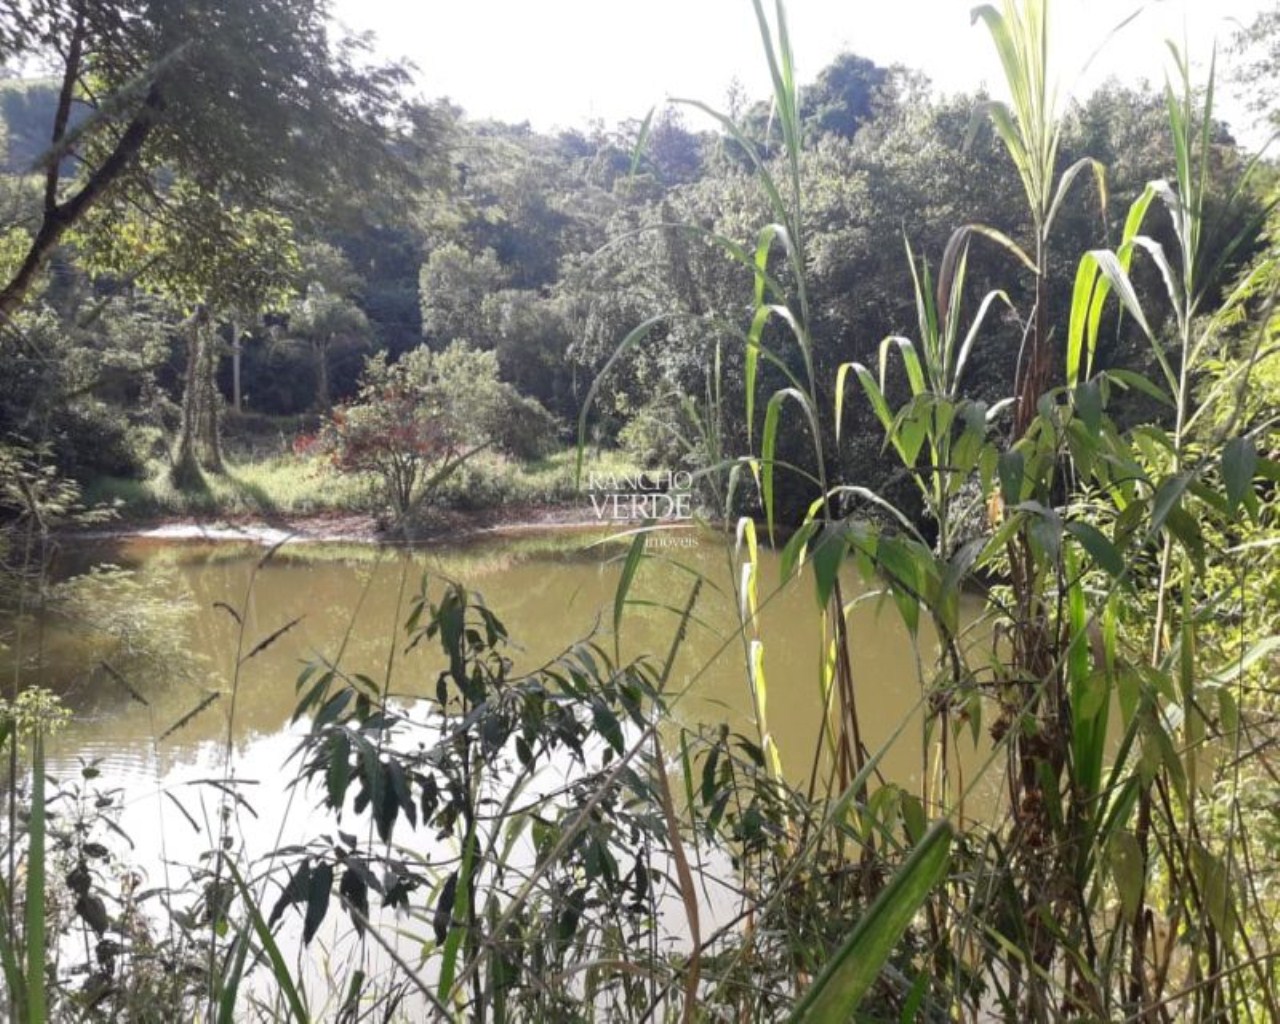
[331,0,1271,144]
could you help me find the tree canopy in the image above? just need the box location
[0,0,417,318]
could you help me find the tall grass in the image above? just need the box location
[600,0,1280,1019]
[83,449,644,522]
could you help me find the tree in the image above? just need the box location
[1233,3,1280,132]
[799,52,890,140]
[75,181,299,483]
[286,245,372,411]
[0,295,170,482]
[318,343,511,530]
[478,287,575,413]
[418,242,505,346]
[645,108,705,185]
[0,0,415,321]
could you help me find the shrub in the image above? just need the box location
[318,342,555,526]
[491,390,561,459]
[49,402,159,482]
[617,394,689,469]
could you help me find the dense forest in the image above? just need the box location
[1,0,1279,1020]
[2,29,1248,527]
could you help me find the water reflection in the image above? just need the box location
[0,527,999,1008]
[28,530,981,796]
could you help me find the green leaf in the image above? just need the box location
[592,702,625,755]
[1046,156,1107,236]
[762,394,782,543]
[1103,368,1174,408]
[1148,473,1192,538]
[325,731,351,810]
[879,335,926,397]
[1073,380,1102,433]
[227,862,311,1023]
[613,528,649,658]
[1218,689,1239,736]
[852,364,896,437]
[780,520,819,582]
[701,742,721,807]
[998,449,1024,505]
[760,388,812,544]
[1067,255,1102,387]
[1164,506,1204,566]
[812,526,846,610]
[789,821,952,1022]
[834,361,856,441]
[900,794,927,844]
[26,732,46,1024]
[1192,843,1235,940]
[626,106,655,184]
[1066,521,1124,580]
[439,835,476,1003]
[956,222,1037,274]
[1202,636,1280,687]
[746,305,770,445]
[303,863,333,945]
[1109,831,1145,922]
[1076,669,1110,722]
[1222,436,1257,513]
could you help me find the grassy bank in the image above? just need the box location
[81,448,645,521]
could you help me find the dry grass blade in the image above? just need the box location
[159,691,222,742]
[652,731,701,1022]
[241,616,304,664]
[165,791,201,833]
[212,601,243,625]
[187,778,260,819]
[98,660,149,705]
[256,533,295,570]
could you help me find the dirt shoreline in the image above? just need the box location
[63,504,622,547]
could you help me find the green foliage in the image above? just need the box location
[0,689,68,1024]
[286,577,679,1019]
[81,454,364,518]
[419,242,505,344]
[0,0,417,317]
[584,1,1280,1019]
[0,301,169,483]
[283,243,373,412]
[317,343,556,528]
[1232,2,1280,130]
[75,182,299,316]
[3,0,1280,1020]
[0,79,63,175]
[617,393,692,468]
[789,821,953,1022]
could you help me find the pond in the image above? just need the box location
[29,527,981,798]
[5,524,992,1002]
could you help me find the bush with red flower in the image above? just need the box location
[317,342,526,528]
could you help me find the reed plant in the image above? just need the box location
[594,0,1280,1019]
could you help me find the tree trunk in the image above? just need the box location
[197,311,224,473]
[231,317,243,413]
[313,337,331,413]
[171,309,207,488]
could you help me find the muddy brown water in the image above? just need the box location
[28,528,985,793]
[6,526,994,1000]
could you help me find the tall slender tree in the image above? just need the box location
[75,182,299,483]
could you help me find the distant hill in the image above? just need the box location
[0,78,81,176]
